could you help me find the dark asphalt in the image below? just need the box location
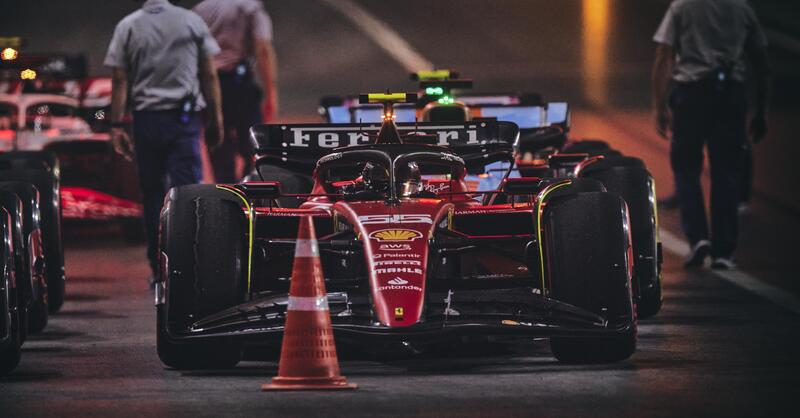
[2,1,800,417]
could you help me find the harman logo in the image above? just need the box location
[369,229,423,242]
[387,277,408,285]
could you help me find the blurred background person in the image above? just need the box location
[105,0,224,283]
[193,0,279,183]
[651,0,770,270]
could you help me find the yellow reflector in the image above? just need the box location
[367,93,407,103]
[416,69,451,81]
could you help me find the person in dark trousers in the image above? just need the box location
[652,0,769,269]
[193,0,279,183]
[105,0,224,282]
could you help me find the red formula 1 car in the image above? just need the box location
[156,94,636,369]
[320,73,663,318]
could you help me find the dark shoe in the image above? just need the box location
[684,240,711,267]
[737,202,751,215]
[711,257,736,270]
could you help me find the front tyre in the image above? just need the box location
[544,192,636,363]
[156,184,244,369]
[580,156,662,318]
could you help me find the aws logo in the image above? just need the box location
[369,229,422,242]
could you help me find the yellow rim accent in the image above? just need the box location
[535,180,572,295]
[649,177,664,287]
[447,207,454,231]
[367,93,407,102]
[215,185,254,295]
[416,69,451,81]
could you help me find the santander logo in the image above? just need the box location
[378,277,422,292]
[387,277,408,285]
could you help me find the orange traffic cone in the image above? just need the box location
[262,216,357,391]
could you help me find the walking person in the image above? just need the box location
[651,0,769,269]
[105,0,224,282]
[193,0,280,183]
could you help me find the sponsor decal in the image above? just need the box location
[394,307,404,320]
[424,182,450,194]
[369,229,422,242]
[374,250,420,258]
[375,267,423,275]
[317,152,343,164]
[377,244,413,252]
[440,153,465,164]
[374,260,422,266]
[358,214,433,225]
[378,278,423,293]
[287,126,373,148]
[284,125,480,148]
[388,277,408,285]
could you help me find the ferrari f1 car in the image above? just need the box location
[319,72,663,318]
[0,151,61,375]
[156,94,636,369]
[1,52,143,232]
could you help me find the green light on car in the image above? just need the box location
[425,86,444,96]
[438,95,454,104]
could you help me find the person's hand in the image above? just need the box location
[204,116,224,151]
[749,113,768,144]
[110,127,134,161]
[262,91,278,122]
[655,104,671,139]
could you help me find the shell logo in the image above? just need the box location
[369,229,422,242]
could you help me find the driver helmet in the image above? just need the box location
[361,162,390,193]
[397,161,423,198]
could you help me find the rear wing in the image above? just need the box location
[319,96,568,130]
[250,121,519,172]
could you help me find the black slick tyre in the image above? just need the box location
[0,152,65,313]
[254,163,313,208]
[0,207,22,375]
[580,156,662,318]
[157,184,244,369]
[0,182,48,334]
[543,192,636,363]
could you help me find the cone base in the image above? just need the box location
[262,375,357,391]
[262,379,357,391]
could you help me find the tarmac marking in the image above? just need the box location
[319,0,434,72]
[660,228,800,315]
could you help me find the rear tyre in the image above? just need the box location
[157,184,244,369]
[1,208,22,375]
[562,140,621,157]
[581,156,662,318]
[544,192,636,363]
[0,182,49,334]
[255,163,313,208]
[0,152,65,313]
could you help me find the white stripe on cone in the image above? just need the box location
[295,239,319,258]
[287,296,330,311]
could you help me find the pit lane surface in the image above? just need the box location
[2,1,800,416]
